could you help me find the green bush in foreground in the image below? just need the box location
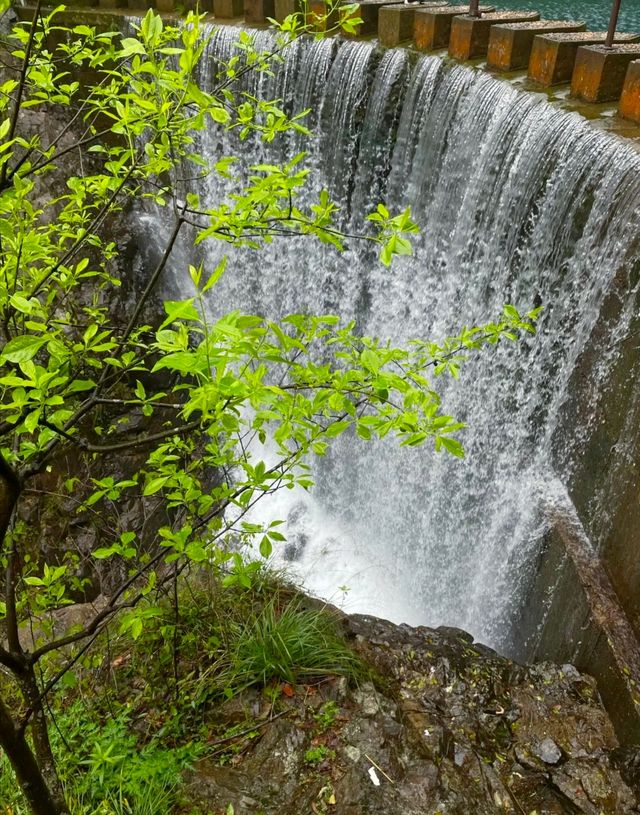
[0,575,360,814]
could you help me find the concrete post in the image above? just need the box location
[571,43,640,103]
[619,59,640,122]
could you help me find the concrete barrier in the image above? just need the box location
[214,0,244,17]
[571,43,640,104]
[378,2,443,48]
[619,59,640,123]
[487,20,585,72]
[274,0,302,23]
[528,31,640,87]
[245,0,275,24]
[304,0,340,31]
[448,10,539,61]
[414,4,494,52]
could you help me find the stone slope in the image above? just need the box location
[187,613,639,814]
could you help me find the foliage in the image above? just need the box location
[0,700,202,815]
[304,744,335,765]
[0,2,540,812]
[101,570,360,716]
[224,597,362,690]
[313,701,339,732]
[0,573,353,813]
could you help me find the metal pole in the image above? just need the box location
[469,0,481,17]
[605,0,622,48]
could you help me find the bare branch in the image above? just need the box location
[0,0,43,191]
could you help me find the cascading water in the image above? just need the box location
[156,27,640,652]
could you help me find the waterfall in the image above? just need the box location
[161,27,640,652]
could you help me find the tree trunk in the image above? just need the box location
[0,696,66,815]
[19,668,69,813]
[0,456,67,814]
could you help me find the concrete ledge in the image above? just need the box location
[340,0,405,37]
[528,31,640,87]
[378,3,419,47]
[214,0,244,16]
[520,489,640,745]
[311,0,420,33]
[487,20,585,72]
[449,10,539,61]
[244,0,275,24]
[619,59,640,123]
[273,0,302,22]
[571,44,640,103]
[414,4,494,52]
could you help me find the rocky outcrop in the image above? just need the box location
[187,614,639,814]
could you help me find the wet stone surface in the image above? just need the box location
[186,614,640,814]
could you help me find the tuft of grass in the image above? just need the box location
[223,598,362,692]
[130,570,365,706]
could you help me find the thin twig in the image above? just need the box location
[364,753,395,784]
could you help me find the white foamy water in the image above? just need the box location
[145,28,640,650]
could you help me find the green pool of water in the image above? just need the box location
[448,0,640,32]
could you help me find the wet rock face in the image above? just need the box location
[187,614,639,814]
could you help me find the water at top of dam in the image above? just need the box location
[447,0,640,31]
[145,25,640,653]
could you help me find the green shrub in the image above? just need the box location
[304,745,336,765]
[224,598,362,691]
[0,703,202,815]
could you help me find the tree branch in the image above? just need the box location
[0,0,43,191]
[0,451,23,656]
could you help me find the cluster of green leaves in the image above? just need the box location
[0,6,436,644]
[313,700,339,732]
[304,744,335,765]
[0,698,202,815]
[268,0,364,39]
[5,293,538,645]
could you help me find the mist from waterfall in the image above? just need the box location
[152,27,640,651]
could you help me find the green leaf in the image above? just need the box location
[325,420,350,438]
[159,299,200,329]
[259,535,272,558]
[119,37,147,57]
[143,476,170,496]
[67,379,96,394]
[1,335,48,363]
[186,542,207,562]
[201,256,227,294]
[93,547,117,559]
[438,436,464,458]
[360,348,380,374]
